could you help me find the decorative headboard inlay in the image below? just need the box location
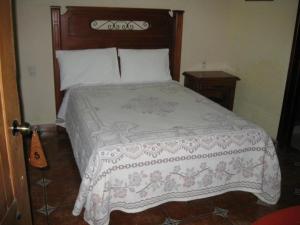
[91,20,150,30]
[51,6,184,112]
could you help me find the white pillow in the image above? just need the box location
[118,48,172,84]
[56,48,120,90]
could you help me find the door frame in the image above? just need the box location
[277,2,300,150]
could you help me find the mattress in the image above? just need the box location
[58,81,281,225]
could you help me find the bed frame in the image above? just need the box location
[51,6,184,112]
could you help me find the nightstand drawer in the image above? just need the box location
[199,88,232,108]
[183,71,240,110]
[194,79,235,87]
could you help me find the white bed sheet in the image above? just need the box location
[59,81,281,225]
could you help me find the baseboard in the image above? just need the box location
[31,124,65,133]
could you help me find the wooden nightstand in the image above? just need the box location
[183,71,240,111]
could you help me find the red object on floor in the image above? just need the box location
[252,205,300,225]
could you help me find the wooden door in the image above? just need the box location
[0,0,32,225]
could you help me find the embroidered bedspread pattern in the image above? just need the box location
[63,82,281,225]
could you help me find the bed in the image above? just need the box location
[51,6,281,225]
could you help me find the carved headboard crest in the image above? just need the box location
[91,20,150,30]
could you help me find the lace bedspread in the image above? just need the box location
[59,81,281,225]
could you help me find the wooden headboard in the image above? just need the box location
[51,6,184,112]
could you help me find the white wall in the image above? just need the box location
[227,0,298,137]
[15,0,298,138]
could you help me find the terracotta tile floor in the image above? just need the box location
[27,128,300,225]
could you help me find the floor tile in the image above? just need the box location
[29,184,45,210]
[109,207,165,225]
[36,178,52,187]
[48,205,87,225]
[187,198,214,217]
[36,204,57,216]
[161,201,191,220]
[180,214,233,225]
[32,211,48,225]
[28,167,44,183]
[46,177,80,207]
[161,217,181,225]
